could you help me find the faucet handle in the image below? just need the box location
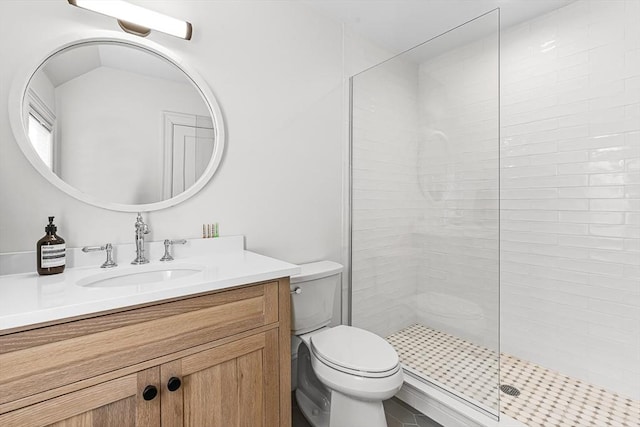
[160,239,187,262]
[82,243,117,268]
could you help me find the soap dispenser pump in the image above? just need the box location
[37,216,66,275]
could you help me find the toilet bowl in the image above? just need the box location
[291,261,404,427]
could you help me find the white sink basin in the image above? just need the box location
[77,264,204,288]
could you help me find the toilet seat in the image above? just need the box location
[309,325,400,378]
[309,346,404,402]
[312,348,401,378]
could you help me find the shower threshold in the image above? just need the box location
[387,324,639,427]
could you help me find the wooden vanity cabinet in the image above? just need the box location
[162,330,279,426]
[0,279,291,427]
[0,367,161,426]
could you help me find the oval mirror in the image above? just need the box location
[10,34,225,212]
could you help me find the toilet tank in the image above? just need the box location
[290,261,343,335]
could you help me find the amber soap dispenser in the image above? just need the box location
[37,216,66,275]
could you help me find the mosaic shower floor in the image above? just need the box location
[387,324,640,427]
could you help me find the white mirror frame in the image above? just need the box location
[8,30,226,212]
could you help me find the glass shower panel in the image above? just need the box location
[351,10,500,416]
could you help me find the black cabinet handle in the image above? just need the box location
[167,376,182,392]
[142,385,158,401]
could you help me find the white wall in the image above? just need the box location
[28,71,56,114]
[0,1,344,268]
[500,0,640,399]
[56,66,208,205]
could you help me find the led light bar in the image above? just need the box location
[68,0,192,40]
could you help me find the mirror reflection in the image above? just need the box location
[25,42,216,205]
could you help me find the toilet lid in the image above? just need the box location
[310,325,399,376]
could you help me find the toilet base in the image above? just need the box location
[329,390,388,427]
[297,388,389,427]
[296,388,330,427]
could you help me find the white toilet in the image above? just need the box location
[290,261,404,427]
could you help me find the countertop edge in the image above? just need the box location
[0,266,299,334]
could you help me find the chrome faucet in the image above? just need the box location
[131,212,150,265]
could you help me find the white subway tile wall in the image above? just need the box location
[500,0,640,400]
[351,55,421,338]
[414,13,500,357]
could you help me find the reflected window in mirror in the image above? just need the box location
[27,106,56,171]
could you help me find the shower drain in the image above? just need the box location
[500,384,521,396]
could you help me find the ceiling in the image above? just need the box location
[43,44,187,88]
[304,0,576,53]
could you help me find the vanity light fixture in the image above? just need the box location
[68,0,192,40]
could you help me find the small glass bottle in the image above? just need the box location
[37,216,66,275]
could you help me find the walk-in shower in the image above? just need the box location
[350,9,501,419]
[349,2,640,426]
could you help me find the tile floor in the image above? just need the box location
[388,324,500,410]
[387,324,640,427]
[292,393,443,427]
[383,398,444,427]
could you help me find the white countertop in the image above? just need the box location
[0,237,300,332]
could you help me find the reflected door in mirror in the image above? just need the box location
[164,113,214,198]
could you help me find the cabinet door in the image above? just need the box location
[161,330,280,427]
[0,368,160,427]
